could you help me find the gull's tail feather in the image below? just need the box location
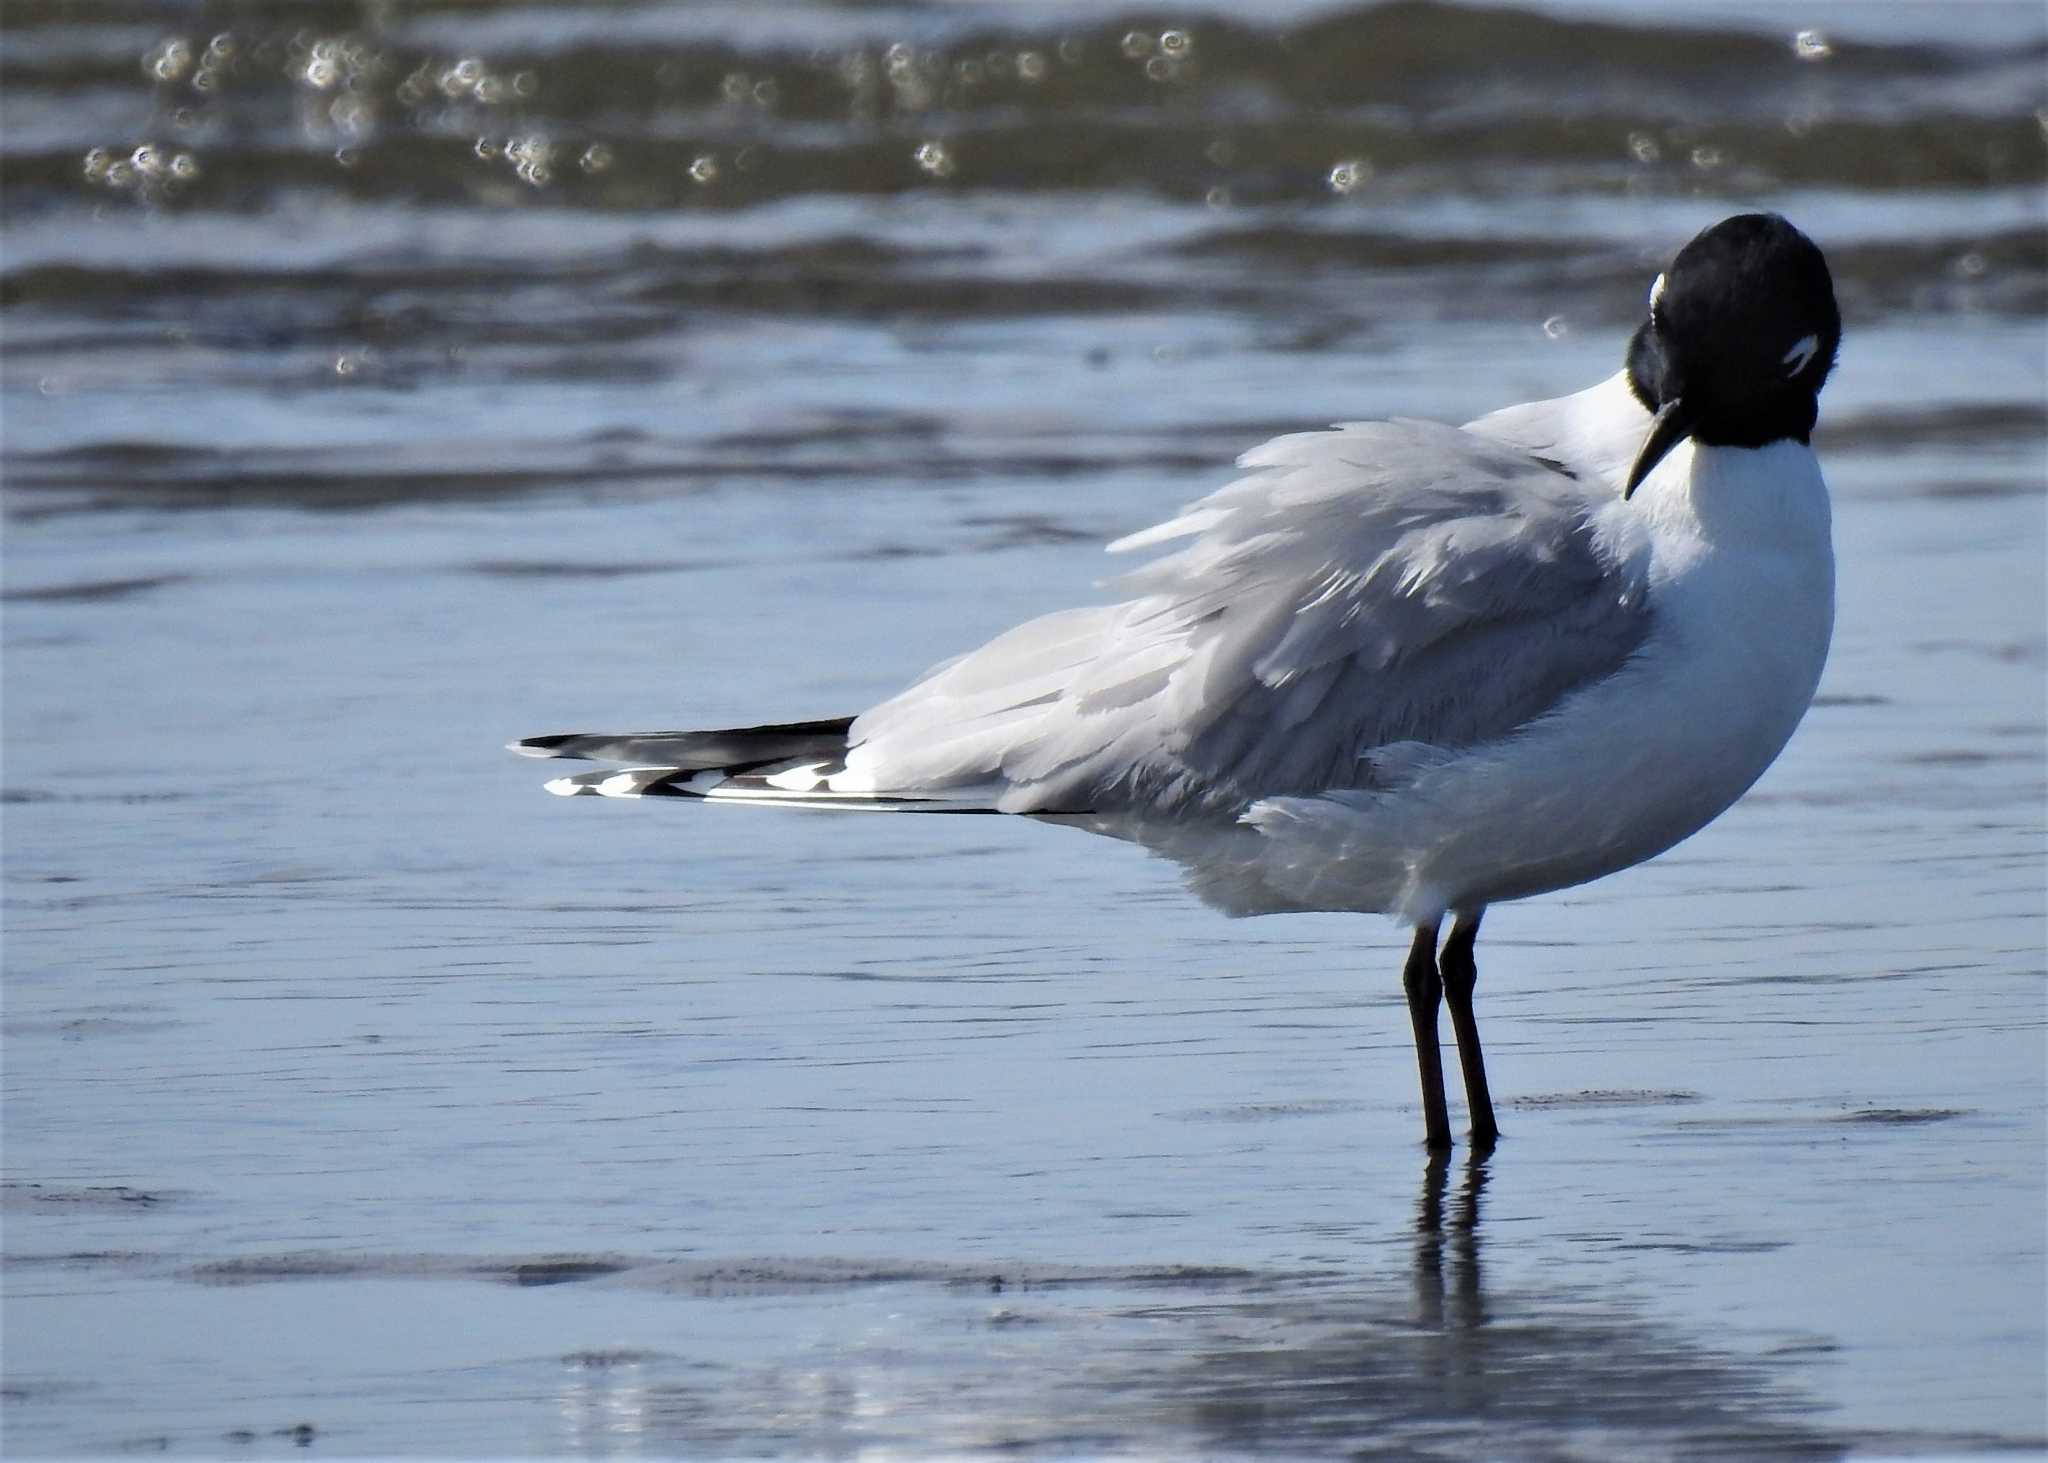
[541,766,689,798]
[520,716,1004,813]
[542,763,1000,813]
[511,716,856,769]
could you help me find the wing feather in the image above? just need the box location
[845,418,1651,814]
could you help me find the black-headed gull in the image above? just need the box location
[516,213,1841,1151]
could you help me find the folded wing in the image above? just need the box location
[844,418,1653,815]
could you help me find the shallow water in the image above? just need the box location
[4,0,2045,1457]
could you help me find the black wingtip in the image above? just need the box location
[638,780,700,798]
[510,733,580,759]
[509,717,859,769]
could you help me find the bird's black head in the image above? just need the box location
[1623,213,1840,497]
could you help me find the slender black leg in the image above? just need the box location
[1439,910,1499,1149]
[1403,920,1452,1150]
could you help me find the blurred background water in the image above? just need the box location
[3,0,2044,1457]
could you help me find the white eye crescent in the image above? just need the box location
[1648,272,1667,316]
[1781,333,1820,376]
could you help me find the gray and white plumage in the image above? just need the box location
[526,395,1656,841]
[518,213,1844,1148]
[845,413,1652,821]
[522,366,1824,924]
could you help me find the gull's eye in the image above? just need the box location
[1647,272,1667,319]
[1780,333,1820,377]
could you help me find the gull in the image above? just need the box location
[514,213,1841,1151]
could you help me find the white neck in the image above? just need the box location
[1632,436,1833,572]
[1631,438,1837,790]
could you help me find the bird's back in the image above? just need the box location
[842,417,1654,819]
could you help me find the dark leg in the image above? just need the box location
[1403,920,1452,1150]
[1439,910,1499,1149]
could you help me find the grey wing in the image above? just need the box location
[845,418,1653,813]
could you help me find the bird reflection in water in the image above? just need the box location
[1412,1147,1489,1340]
[588,1145,1839,1456]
